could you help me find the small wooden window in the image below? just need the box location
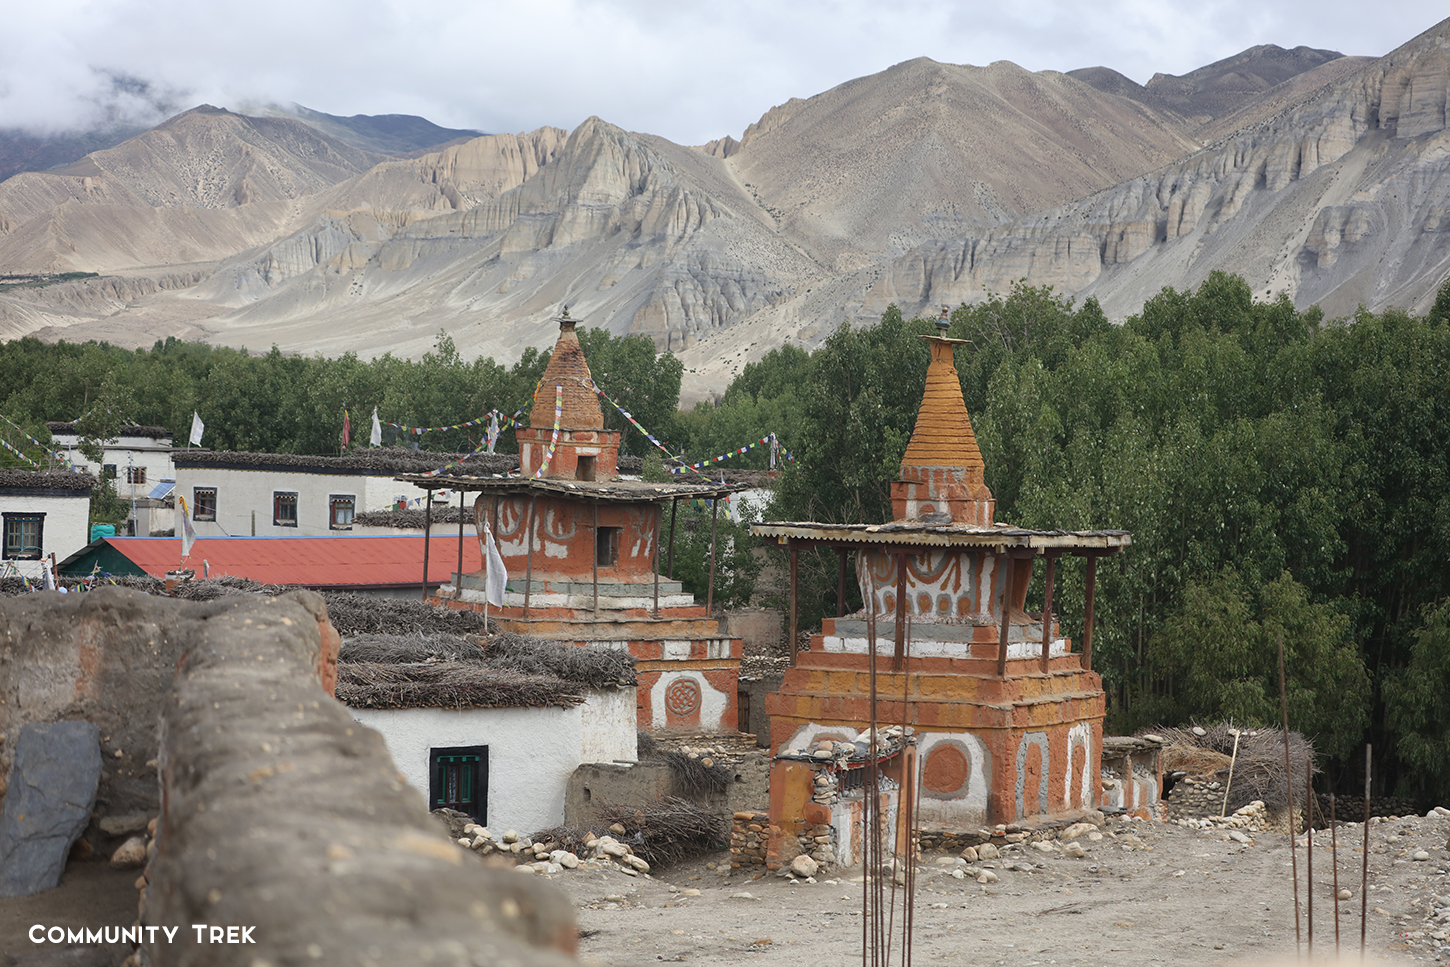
[126,466,147,484]
[430,746,487,821]
[2,513,44,560]
[329,495,355,530]
[577,455,596,481]
[596,526,620,567]
[193,488,217,521]
[273,492,298,527]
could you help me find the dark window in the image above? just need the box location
[596,526,620,567]
[102,464,117,480]
[330,495,355,530]
[273,492,298,527]
[193,488,217,521]
[126,466,146,484]
[2,513,44,560]
[577,455,596,481]
[430,746,487,821]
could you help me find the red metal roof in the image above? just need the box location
[101,535,481,589]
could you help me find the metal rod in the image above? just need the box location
[706,497,719,614]
[997,556,1013,678]
[838,547,849,618]
[788,545,799,665]
[667,498,678,580]
[1082,555,1097,670]
[1331,792,1341,953]
[592,501,599,615]
[421,488,433,601]
[1278,633,1302,954]
[1361,743,1371,955]
[892,554,909,671]
[652,502,662,617]
[1307,750,1315,956]
[454,490,465,600]
[522,493,537,618]
[1040,554,1056,672]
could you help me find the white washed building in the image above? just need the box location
[172,449,517,538]
[47,423,175,505]
[0,469,95,581]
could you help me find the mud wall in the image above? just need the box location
[2,588,576,966]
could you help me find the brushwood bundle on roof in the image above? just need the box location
[352,507,472,528]
[1150,723,1315,814]
[337,631,636,709]
[337,661,586,710]
[320,592,494,637]
[0,468,97,490]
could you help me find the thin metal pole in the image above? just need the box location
[1331,792,1341,953]
[1278,634,1302,954]
[788,545,799,665]
[1040,553,1056,672]
[421,488,433,601]
[667,498,678,580]
[652,502,662,617]
[1307,752,1315,956]
[522,493,537,618]
[1082,555,1097,670]
[996,556,1013,678]
[706,497,719,614]
[454,490,465,600]
[893,553,908,671]
[1361,744,1371,954]
[592,501,599,615]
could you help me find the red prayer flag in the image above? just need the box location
[341,408,351,448]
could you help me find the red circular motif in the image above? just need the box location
[664,678,701,716]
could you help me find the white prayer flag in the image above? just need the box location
[189,411,205,446]
[370,407,382,447]
[178,495,196,559]
[486,412,500,454]
[482,524,507,607]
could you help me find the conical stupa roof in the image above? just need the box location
[532,311,606,431]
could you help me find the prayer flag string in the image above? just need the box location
[532,384,564,478]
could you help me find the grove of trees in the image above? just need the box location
[2,272,1447,801]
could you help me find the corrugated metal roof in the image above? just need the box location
[94,535,481,588]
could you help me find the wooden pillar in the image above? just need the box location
[705,496,720,614]
[1040,553,1057,672]
[997,556,1015,678]
[893,553,908,671]
[667,498,678,580]
[837,547,849,618]
[453,490,466,600]
[420,488,433,601]
[522,493,538,618]
[652,502,663,617]
[788,544,799,665]
[1083,554,1098,671]
[591,501,599,615]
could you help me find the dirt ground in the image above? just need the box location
[4,811,1449,966]
[557,811,1450,967]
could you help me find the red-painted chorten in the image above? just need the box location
[398,311,749,733]
[751,310,1130,852]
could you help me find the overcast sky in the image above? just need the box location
[2,1,1444,146]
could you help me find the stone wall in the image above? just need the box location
[2,588,576,966]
